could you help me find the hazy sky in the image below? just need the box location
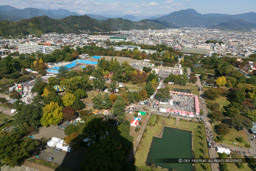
[1,0,256,16]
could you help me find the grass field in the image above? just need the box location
[135,117,211,171]
[207,96,230,110]
[0,113,14,129]
[0,78,15,87]
[167,84,200,95]
[213,126,250,148]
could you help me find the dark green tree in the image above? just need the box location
[146,82,154,97]
[112,96,125,119]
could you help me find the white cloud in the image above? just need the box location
[149,2,158,6]
[166,0,174,4]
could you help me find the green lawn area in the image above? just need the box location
[213,126,250,148]
[0,78,15,87]
[123,82,145,91]
[135,117,211,171]
[207,96,230,110]
[167,84,199,96]
[0,113,14,129]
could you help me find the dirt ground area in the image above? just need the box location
[37,146,86,171]
[126,113,147,142]
[102,56,140,64]
[32,125,65,139]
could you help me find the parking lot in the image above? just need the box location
[38,147,87,170]
[32,126,65,139]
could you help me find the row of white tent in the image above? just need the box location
[216,147,231,155]
[47,137,71,152]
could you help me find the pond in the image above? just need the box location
[147,127,193,171]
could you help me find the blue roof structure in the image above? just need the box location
[65,62,77,69]
[53,66,60,70]
[48,60,97,74]
[47,69,59,74]
[74,60,98,65]
[92,56,101,59]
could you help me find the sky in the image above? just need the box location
[0,0,256,17]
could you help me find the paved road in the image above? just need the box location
[0,94,11,100]
[196,74,219,171]
[0,106,12,116]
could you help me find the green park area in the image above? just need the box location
[0,113,14,130]
[167,84,199,95]
[135,116,211,171]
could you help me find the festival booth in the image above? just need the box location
[54,85,65,92]
[130,117,141,127]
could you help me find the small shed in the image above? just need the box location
[138,111,146,116]
[251,122,256,134]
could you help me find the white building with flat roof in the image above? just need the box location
[18,43,60,54]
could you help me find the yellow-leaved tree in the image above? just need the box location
[216,76,227,87]
[62,93,76,107]
[40,102,63,126]
[41,88,50,97]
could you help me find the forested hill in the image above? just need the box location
[0,15,169,37]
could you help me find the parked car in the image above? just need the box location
[48,157,54,161]
[55,148,62,152]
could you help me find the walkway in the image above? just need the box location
[196,74,219,171]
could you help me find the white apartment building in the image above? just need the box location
[18,43,60,54]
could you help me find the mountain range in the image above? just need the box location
[0,15,169,37]
[0,5,256,35]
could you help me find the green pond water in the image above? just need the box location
[147,127,193,171]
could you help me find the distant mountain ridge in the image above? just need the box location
[0,5,79,21]
[0,15,170,37]
[156,9,256,31]
[0,6,256,32]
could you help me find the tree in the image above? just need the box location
[102,94,112,109]
[204,88,220,100]
[93,70,105,91]
[113,96,125,119]
[93,94,103,109]
[224,102,241,117]
[110,81,116,93]
[0,132,40,166]
[64,124,79,135]
[41,88,50,97]
[155,87,170,102]
[139,88,148,100]
[231,115,252,131]
[215,124,230,135]
[63,106,76,121]
[72,98,85,111]
[143,67,152,73]
[228,88,245,103]
[216,76,227,87]
[109,94,118,103]
[43,91,62,105]
[15,102,43,129]
[74,89,87,99]
[10,90,21,99]
[146,82,154,97]
[40,102,63,126]
[62,93,76,107]
[32,78,47,95]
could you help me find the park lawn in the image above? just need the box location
[83,91,107,103]
[214,127,250,148]
[135,117,211,171]
[123,82,145,91]
[0,78,15,87]
[226,162,253,171]
[0,113,14,129]
[207,96,230,110]
[167,84,199,96]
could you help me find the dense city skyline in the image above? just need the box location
[0,0,256,17]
